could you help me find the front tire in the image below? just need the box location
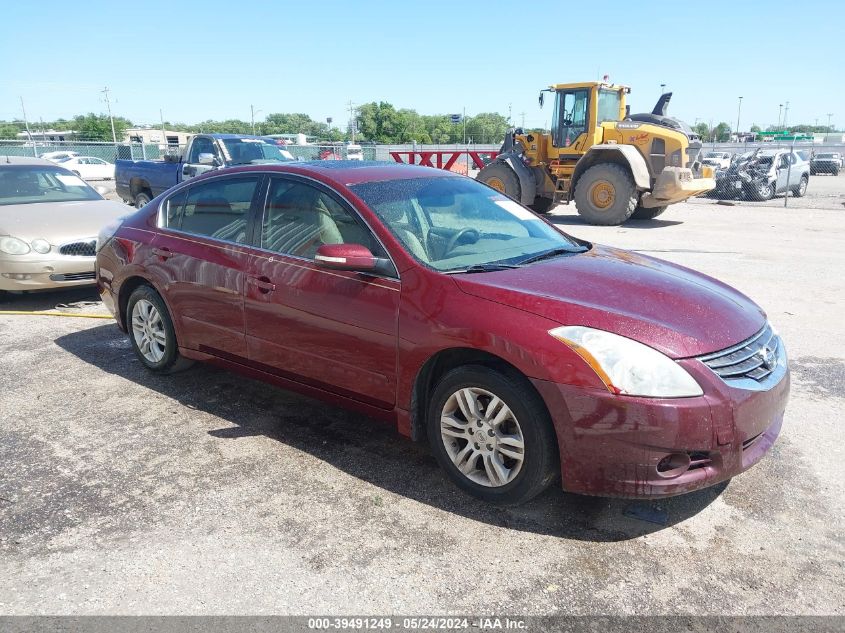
[631,204,668,220]
[573,163,638,225]
[126,285,193,374]
[529,196,554,214]
[427,365,558,506]
[477,162,521,201]
[746,180,774,201]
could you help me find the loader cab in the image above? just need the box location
[549,83,627,154]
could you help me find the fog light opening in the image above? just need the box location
[656,452,691,479]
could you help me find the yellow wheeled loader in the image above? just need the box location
[477,82,716,224]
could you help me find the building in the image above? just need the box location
[123,127,191,147]
[15,129,79,142]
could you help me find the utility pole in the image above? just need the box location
[160,109,167,151]
[783,101,790,129]
[250,105,262,135]
[347,100,356,143]
[519,111,526,128]
[827,113,834,131]
[19,96,35,155]
[101,86,118,145]
[508,103,512,125]
[736,96,743,141]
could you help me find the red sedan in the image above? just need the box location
[96,162,789,504]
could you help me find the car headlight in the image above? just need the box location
[549,325,704,398]
[0,236,31,255]
[31,238,51,254]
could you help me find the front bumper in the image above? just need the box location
[639,166,716,208]
[532,358,790,498]
[0,256,96,291]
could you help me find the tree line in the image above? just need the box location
[0,103,516,144]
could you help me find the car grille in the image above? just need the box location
[697,323,780,383]
[59,239,96,257]
[49,272,95,282]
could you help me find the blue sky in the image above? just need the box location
[2,0,843,132]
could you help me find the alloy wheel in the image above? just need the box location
[440,387,525,487]
[131,299,167,363]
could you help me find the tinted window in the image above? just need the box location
[221,138,292,165]
[168,177,258,244]
[261,178,384,259]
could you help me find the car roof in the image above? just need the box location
[0,156,57,166]
[198,160,461,187]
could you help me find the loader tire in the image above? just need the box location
[631,205,668,220]
[573,163,638,225]
[477,162,521,201]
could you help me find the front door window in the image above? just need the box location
[552,89,589,148]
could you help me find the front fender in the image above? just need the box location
[497,152,537,206]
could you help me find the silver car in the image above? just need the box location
[0,157,131,296]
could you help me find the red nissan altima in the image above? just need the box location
[96,162,789,504]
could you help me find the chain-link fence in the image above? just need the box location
[0,139,383,163]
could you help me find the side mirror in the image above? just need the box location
[198,152,216,165]
[314,243,376,272]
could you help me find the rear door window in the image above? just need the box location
[166,177,260,244]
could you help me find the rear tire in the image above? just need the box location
[529,197,554,214]
[477,162,521,201]
[126,285,193,374]
[573,163,638,225]
[134,191,152,208]
[791,175,808,198]
[631,205,668,220]
[427,365,558,506]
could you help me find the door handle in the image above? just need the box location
[152,247,173,260]
[248,275,276,294]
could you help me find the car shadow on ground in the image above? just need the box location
[54,323,726,542]
[546,213,684,229]
[0,286,100,311]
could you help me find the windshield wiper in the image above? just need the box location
[518,246,587,266]
[445,263,521,274]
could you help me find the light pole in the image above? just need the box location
[736,96,743,141]
[783,101,790,129]
[827,113,834,131]
[778,104,783,129]
[660,83,666,94]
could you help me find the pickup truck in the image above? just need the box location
[115,133,293,207]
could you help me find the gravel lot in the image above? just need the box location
[1,198,843,616]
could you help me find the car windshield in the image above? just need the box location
[351,176,586,272]
[221,138,292,165]
[0,166,103,206]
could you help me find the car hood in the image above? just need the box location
[453,244,765,358]
[0,199,132,244]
